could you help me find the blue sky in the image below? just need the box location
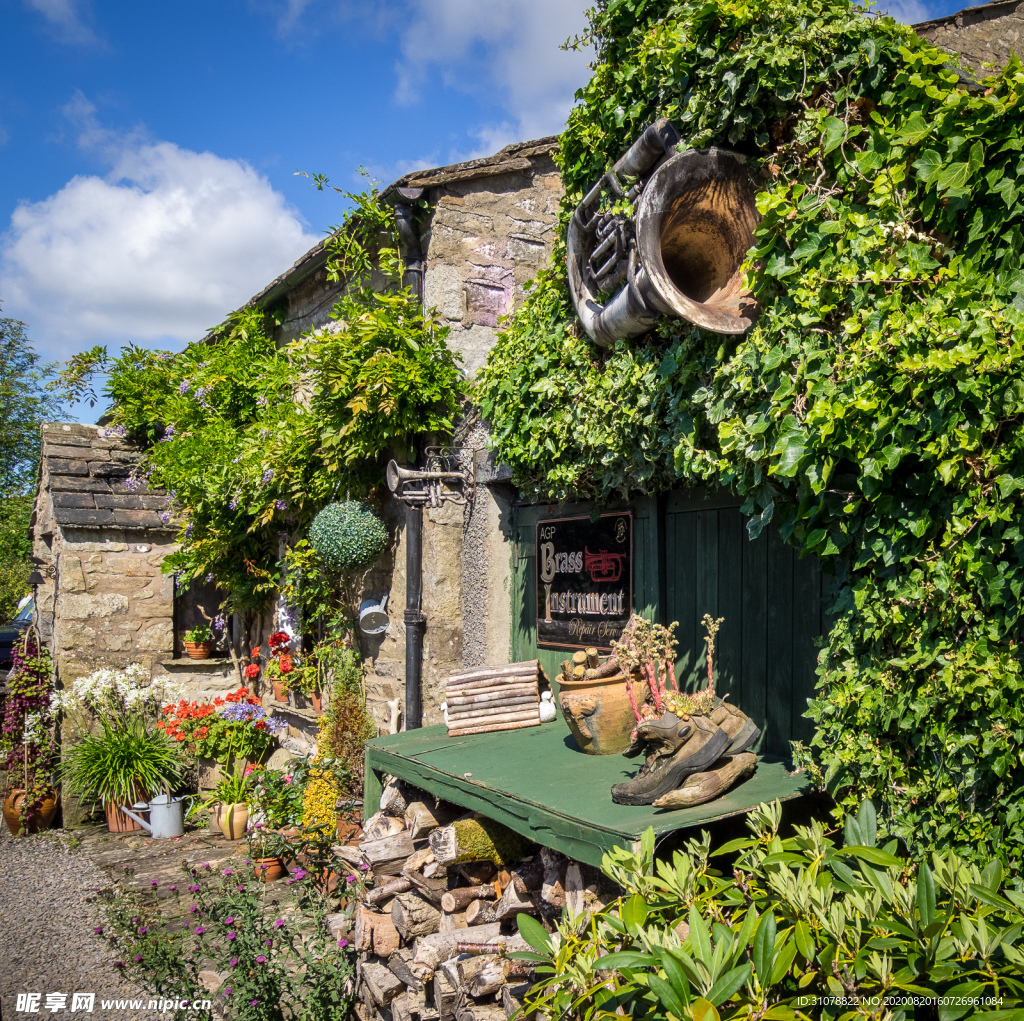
[0,0,959,386]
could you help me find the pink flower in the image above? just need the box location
[194,926,205,935]
[93,926,103,935]
[223,868,233,875]
[225,917,234,925]
[256,955,266,964]
[274,919,284,928]
[150,880,159,887]
[338,938,348,948]
[230,957,238,968]
[227,932,237,940]
[345,875,356,883]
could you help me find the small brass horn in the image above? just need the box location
[567,120,760,345]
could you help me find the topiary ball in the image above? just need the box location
[308,501,388,572]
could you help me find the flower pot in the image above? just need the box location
[104,782,150,833]
[253,856,286,882]
[217,802,249,841]
[558,671,650,755]
[208,808,221,836]
[336,816,362,844]
[3,789,58,836]
[183,640,213,660]
[311,690,323,714]
[272,681,289,703]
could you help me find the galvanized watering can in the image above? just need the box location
[120,791,193,839]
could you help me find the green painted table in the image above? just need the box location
[364,723,810,868]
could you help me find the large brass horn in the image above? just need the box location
[567,119,760,346]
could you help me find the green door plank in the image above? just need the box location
[741,525,768,749]
[765,527,794,757]
[694,509,719,692]
[668,510,698,684]
[716,507,744,707]
[365,723,810,868]
[791,552,821,744]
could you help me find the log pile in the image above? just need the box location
[351,779,604,1021]
[444,662,548,737]
[557,647,620,686]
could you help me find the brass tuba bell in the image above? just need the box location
[567,119,761,346]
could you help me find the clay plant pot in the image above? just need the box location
[207,809,221,836]
[558,671,650,755]
[272,681,289,703]
[183,641,214,660]
[104,782,150,833]
[336,816,362,844]
[254,856,286,882]
[217,802,249,841]
[310,690,323,715]
[3,789,58,836]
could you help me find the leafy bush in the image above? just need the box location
[103,855,356,1021]
[516,801,1024,1021]
[308,501,387,572]
[60,720,185,811]
[476,0,1024,868]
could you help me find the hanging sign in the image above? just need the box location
[536,511,633,650]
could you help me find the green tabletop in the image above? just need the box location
[364,723,810,868]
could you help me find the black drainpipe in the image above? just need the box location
[388,187,426,728]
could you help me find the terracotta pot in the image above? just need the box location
[311,690,322,714]
[207,809,221,836]
[104,782,150,833]
[3,789,58,836]
[183,640,213,660]
[559,671,650,755]
[273,681,289,703]
[217,802,249,841]
[254,856,286,882]
[336,816,362,844]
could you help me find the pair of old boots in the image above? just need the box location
[610,699,760,806]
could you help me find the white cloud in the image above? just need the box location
[0,103,319,360]
[24,0,98,45]
[393,0,592,146]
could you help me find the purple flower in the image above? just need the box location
[230,957,238,968]
[159,511,171,523]
[261,468,274,484]
[133,954,143,962]
[150,880,159,887]
[202,863,211,870]
[114,961,126,969]
[138,926,148,934]
[195,926,206,935]
[237,885,246,892]
[345,875,356,883]
[251,1000,258,1007]
[292,868,307,880]
[124,475,141,491]
[223,868,233,875]
[189,904,199,913]
[179,380,191,394]
[225,917,234,925]
[93,926,103,935]
[256,955,266,964]
[256,395,268,407]
[275,500,287,510]
[205,573,214,582]
[265,940,272,947]
[228,499,238,510]
[358,863,369,871]
[224,988,232,997]
[185,522,194,539]
[232,456,242,464]
[274,919,284,929]
[338,938,348,948]
[227,932,237,940]
[188,884,200,892]
[213,614,226,632]
[168,885,177,892]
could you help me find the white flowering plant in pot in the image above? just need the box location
[51,664,183,729]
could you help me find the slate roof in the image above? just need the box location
[39,422,172,533]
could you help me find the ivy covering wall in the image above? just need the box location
[477,0,1024,868]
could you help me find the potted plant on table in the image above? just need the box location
[182,623,214,660]
[261,630,295,702]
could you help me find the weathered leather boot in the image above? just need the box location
[611,714,730,806]
[709,698,760,755]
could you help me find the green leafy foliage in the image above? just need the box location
[476,0,1024,868]
[71,187,462,615]
[518,802,1024,1020]
[308,500,388,572]
[0,315,62,618]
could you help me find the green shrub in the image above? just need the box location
[60,720,185,811]
[516,801,1024,1021]
[308,501,387,572]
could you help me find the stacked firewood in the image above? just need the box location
[558,647,621,684]
[348,779,599,1021]
[444,661,547,737]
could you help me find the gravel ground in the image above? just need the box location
[0,829,161,1021]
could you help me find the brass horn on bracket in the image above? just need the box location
[567,118,761,346]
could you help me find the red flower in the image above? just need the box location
[244,664,260,679]
[254,720,267,731]
[268,631,289,648]
[279,655,294,674]
[250,647,261,658]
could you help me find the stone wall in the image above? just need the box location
[916,1,1024,72]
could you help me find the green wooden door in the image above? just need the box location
[511,491,829,758]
